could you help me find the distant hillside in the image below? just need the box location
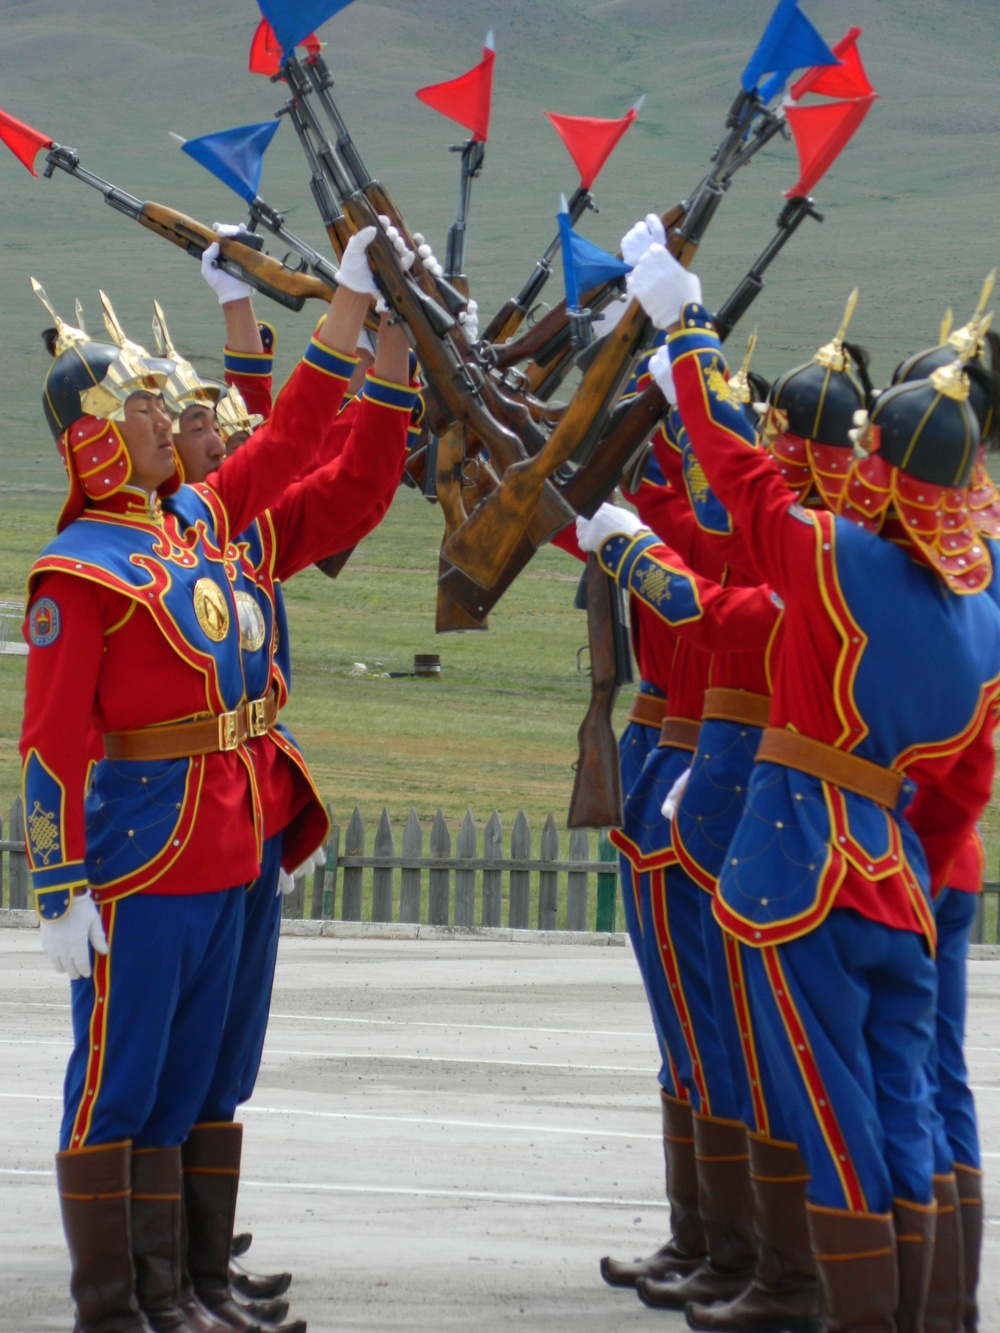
[0,0,998,485]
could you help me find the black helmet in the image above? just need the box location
[767,290,866,448]
[36,279,169,441]
[869,361,980,488]
[891,274,999,441]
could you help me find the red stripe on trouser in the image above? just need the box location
[762,945,867,1212]
[69,901,116,1149]
[724,930,769,1136]
[650,868,711,1112]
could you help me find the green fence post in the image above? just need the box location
[596,829,618,933]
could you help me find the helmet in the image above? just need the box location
[216,384,263,445]
[868,362,980,489]
[891,271,998,441]
[37,280,169,441]
[726,327,769,436]
[34,281,175,531]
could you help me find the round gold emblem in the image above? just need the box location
[193,578,230,642]
[235,591,267,652]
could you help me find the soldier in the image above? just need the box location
[627,236,1000,1331]
[20,226,388,1333]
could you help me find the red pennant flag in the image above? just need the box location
[790,27,875,101]
[415,33,495,142]
[0,108,53,176]
[785,94,878,197]
[249,18,321,76]
[544,103,640,190]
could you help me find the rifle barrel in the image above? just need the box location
[44,147,145,221]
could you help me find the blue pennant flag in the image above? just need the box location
[741,0,839,94]
[180,120,281,204]
[558,196,631,312]
[257,0,355,56]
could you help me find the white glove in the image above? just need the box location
[576,502,646,553]
[39,892,108,981]
[277,847,327,896]
[627,244,702,330]
[620,213,667,268]
[661,767,691,821]
[411,231,444,279]
[213,222,250,239]
[458,298,479,342]
[337,225,380,296]
[648,346,677,405]
[201,241,254,305]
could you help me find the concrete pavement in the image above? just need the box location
[1,928,998,1331]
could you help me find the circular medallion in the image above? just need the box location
[235,590,267,652]
[193,578,230,642]
[28,597,61,647]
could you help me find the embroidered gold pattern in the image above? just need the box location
[706,356,733,403]
[685,455,711,504]
[635,562,673,604]
[28,801,60,865]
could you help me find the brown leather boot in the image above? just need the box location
[807,1203,897,1332]
[601,1091,706,1287]
[894,1196,936,1333]
[183,1123,305,1333]
[637,1114,755,1310]
[684,1134,822,1331]
[955,1164,982,1332]
[229,1265,292,1302]
[925,1173,963,1332]
[131,1146,234,1333]
[56,1140,152,1333]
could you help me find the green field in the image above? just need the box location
[1,0,999,884]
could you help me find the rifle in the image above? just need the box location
[36,143,333,312]
[437,188,825,622]
[433,424,491,632]
[480,185,597,347]
[567,554,632,828]
[443,138,486,298]
[280,49,575,545]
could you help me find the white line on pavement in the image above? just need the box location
[263,1047,656,1073]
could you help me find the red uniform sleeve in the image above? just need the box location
[669,307,818,598]
[596,529,780,655]
[224,324,275,421]
[267,376,415,581]
[905,716,998,894]
[209,335,359,538]
[19,574,124,917]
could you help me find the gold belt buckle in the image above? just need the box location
[218,710,241,751]
[246,697,269,738]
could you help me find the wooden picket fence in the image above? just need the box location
[4,793,1000,942]
[0,797,621,934]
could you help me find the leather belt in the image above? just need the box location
[629,692,667,729]
[702,688,772,729]
[755,727,904,809]
[103,693,278,762]
[658,717,702,752]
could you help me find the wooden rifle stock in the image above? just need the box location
[441,300,651,587]
[138,203,336,311]
[567,555,626,829]
[315,547,355,579]
[434,424,489,633]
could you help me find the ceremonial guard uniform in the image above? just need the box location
[21,256,383,1331]
[628,235,1000,1330]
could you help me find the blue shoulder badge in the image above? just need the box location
[28,597,61,647]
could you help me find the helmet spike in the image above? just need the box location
[31,277,89,355]
[152,300,179,361]
[939,308,954,346]
[814,289,859,372]
[945,271,997,361]
[727,326,758,405]
[99,290,149,360]
[74,298,87,336]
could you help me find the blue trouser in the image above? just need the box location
[617,716,677,1092]
[61,887,244,1151]
[741,909,936,1213]
[198,834,285,1121]
[644,862,744,1118]
[928,886,980,1172]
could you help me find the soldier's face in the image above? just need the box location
[174,405,226,483]
[121,393,176,492]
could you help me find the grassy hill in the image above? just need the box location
[0,0,999,871]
